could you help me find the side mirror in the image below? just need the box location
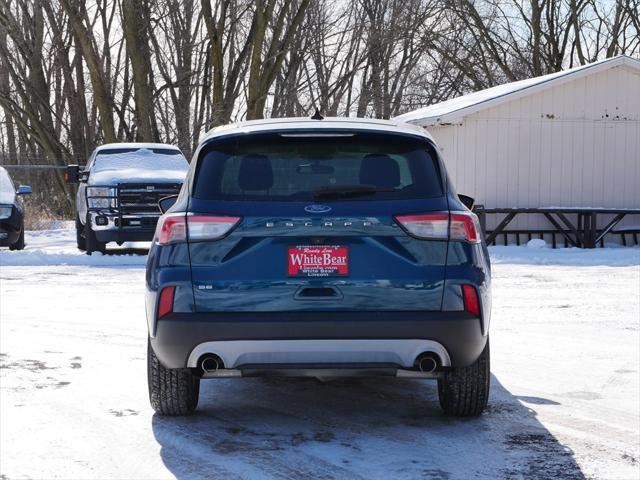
[17,185,32,195]
[458,194,475,210]
[65,165,80,184]
[158,195,178,214]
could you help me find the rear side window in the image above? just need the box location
[193,131,443,201]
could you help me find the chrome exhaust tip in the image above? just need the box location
[415,353,439,373]
[200,355,222,374]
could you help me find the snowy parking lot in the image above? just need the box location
[1,229,639,479]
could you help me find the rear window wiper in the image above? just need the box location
[312,185,395,200]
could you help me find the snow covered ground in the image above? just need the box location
[1,229,639,479]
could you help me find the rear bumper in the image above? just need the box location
[150,311,487,369]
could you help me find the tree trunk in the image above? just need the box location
[122,0,157,142]
[0,21,16,162]
[60,0,117,143]
[246,0,311,120]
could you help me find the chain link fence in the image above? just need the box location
[1,165,77,231]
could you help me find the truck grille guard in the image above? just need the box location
[88,183,181,229]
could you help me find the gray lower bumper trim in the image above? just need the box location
[187,339,451,369]
[201,368,439,379]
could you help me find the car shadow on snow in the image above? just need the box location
[97,247,149,256]
[151,375,584,480]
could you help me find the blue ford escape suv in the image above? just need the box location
[146,117,491,417]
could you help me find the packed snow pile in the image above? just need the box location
[0,228,148,267]
[526,238,547,248]
[489,244,640,266]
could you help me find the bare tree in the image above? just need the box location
[0,16,17,162]
[201,0,255,126]
[59,0,118,143]
[122,0,158,141]
[245,0,311,119]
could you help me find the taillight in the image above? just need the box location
[394,213,449,240]
[156,214,187,245]
[450,213,481,243]
[158,286,175,318]
[462,284,480,316]
[187,215,241,242]
[394,212,481,243]
[155,214,241,245]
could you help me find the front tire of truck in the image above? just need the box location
[84,214,105,255]
[147,338,200,416]
[437,338,490,417]
[76,215,86,251]
[9,227,25,250]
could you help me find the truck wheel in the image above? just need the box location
[9,227,25,250]
[147,338,200,416]
[84,215,105,255]
[437,338,490,417]
[76,214,86,251]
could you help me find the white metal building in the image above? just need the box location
[394,55,640,238]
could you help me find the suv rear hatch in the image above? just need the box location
[186,130,449,312]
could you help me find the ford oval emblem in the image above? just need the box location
[304,204,332,214]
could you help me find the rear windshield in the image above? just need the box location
[193,131,443,201]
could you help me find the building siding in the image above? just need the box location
[428,65,640,236]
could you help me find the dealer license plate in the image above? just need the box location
[288,245,349,277]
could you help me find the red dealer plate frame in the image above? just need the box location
[288,245,349,277]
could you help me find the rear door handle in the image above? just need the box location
[294,286,342,300]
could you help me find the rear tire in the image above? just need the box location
[9,227,24,250]
[84,215,105,255]
[147,338,200,416]
[76,215,86,251]
[437,338,490,417]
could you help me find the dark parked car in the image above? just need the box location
[0,166,31,250]
[146,117,491,417]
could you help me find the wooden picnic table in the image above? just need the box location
[474,207,640,248]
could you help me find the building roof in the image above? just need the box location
[201,116,434,142]
[394,55,640,126]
